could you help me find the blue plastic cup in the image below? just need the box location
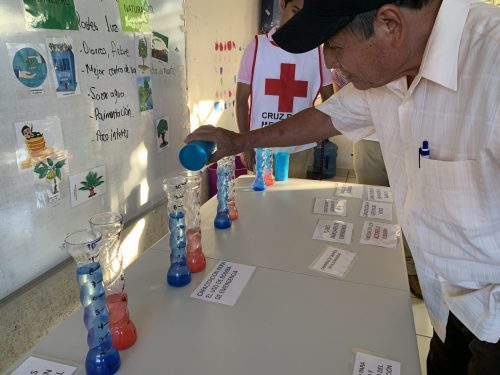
[274,152,289,181]
[179,141,215,171]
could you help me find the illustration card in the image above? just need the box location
[6,43,49,96]
[69,165,107,207]
[45,37,81,97]
[155,116,169,151]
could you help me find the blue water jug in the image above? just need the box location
[313,140,338,179]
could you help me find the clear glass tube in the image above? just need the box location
[89,212,137,350]
[253,148,266,191]
[264,148,275,186]
[162,175,191,287]
[64,229,120,375]
[227,156,239,220]
[214,157,232,229]
[180,171,206,273]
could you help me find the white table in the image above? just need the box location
[17,178,420,375]
[153,177,409,292]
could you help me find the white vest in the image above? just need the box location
[249,33,323,153]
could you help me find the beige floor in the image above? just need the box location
[326,168,432,375]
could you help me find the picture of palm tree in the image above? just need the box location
[34,157,66,194]
[79,171,104,197]
[157,118,169,148]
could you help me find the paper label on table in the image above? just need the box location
[191,261,255,306]
[353,352,401,375]
[359,201,393,221]
[313,220,354,244]
[313,198,347,217]
[335,183,363,199]
[360,221,400,249]
[11,356,77,374]
[367,186,393,203]
[309,246,357,278]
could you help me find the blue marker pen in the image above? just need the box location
[418,140,429,168]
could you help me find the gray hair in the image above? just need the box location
[346,0,433,39]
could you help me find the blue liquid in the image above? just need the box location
[214,161,232,229]
[214,211,232,229]
[167,211,191,287]
[253,148,266,191]
[76,264,120,375]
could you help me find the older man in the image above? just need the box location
[186,1,500,373]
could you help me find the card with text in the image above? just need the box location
[366,186,393,203]
[360,221,400,249]
[11,355,79,375]
[313,198,347,217]
[190,261,255,306]
[335,183,363,199]
[312,220,354,245]
[359,201,393,221]
[353,352,401,375]
[309,246,357,278]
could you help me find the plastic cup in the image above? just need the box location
[179,141,215,171]
[274,152,289,181]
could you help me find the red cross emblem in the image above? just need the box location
[265,63,308,113]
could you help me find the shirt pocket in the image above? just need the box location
[417,157,500,229]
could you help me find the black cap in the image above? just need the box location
[274,0,398,53]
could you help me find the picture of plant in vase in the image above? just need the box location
[137,36,149,72]
[79,171,105,197]
[156,118,169,149]
[34,157,66,195]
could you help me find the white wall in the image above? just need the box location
[185,0,259,132]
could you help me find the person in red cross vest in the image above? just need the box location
[235,0,333,177]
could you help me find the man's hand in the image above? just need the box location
[185,125,243,165]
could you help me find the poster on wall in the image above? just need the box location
[45,37,81,98]
[152,32,168,63]
[69,165,107,207]
[119,0,152,32]
[6,43,49,96]
[155,116,169,151]
[14,117,66,172]
[135,33,152,75]
[23,0,79,30]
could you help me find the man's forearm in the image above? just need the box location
[238,107,339,151]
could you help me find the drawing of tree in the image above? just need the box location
[138,36,148,70]
[157,119,168,148]
[34,158,66,194]
[79,171,104,197]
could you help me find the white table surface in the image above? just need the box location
[29,252,420,375]
[152,177,409,292]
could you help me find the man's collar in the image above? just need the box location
[419,0,472,91]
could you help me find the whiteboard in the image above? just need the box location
[0,0,189,299]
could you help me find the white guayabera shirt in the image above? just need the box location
[317,0,500,342]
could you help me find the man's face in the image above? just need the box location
[280,0,304,26]
[324,27,400,90]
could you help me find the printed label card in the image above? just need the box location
[309,246,357,278]
[366,186,393,203]
[135,33,152,76]
[359,201,393,221]
[190,261,255,306]
[313,198,347,217]
[360,221,401,249]
[312,220,354,245]
[353,352,401,375]
[10,355,79,374]
[335,183,363,199]
[69,165,107,207]
[119,0,152,32]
